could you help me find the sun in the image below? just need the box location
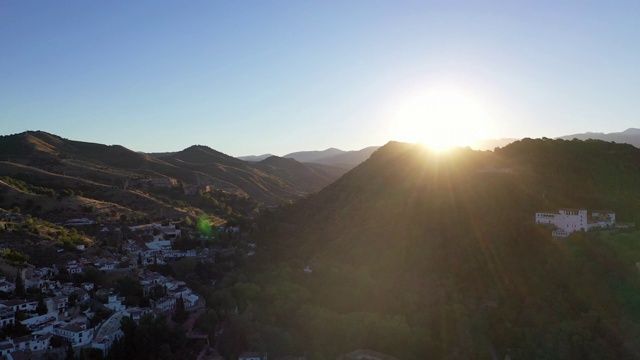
[389,85,495,151]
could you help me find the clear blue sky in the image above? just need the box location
[2,1,640,156]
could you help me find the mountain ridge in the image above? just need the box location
[0,131,347,222]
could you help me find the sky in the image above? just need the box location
[1,1,640,156]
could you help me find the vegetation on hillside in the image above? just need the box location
[202,140,640,360]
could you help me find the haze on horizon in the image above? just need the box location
[2,1,640,156]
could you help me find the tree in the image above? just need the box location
[14,271,25,298]
[37,297,48,315]
[138,252,143,267]
[65,341,74,360]
[173,258,197,280]
[174,296,187,323]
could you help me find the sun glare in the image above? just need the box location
[390,85,495,151]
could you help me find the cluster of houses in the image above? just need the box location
[0,221,210,359]
[0,263,203,359]
[535,209,617,237]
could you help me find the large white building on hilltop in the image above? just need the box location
[535,209,615,237]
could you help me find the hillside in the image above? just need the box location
[216,139,640,359]
[0,131,346,223]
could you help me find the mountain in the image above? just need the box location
[0,131,347,222]
[225,139,640,359]
[558,128,640,148]
[284,146,380,169]
[237,154,274,162]
[455,128,640,151]
[472,137,519,150]
[283,148,346,163]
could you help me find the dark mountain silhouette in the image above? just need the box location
[234,139,640,359]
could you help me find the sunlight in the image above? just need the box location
[390,85,495,151]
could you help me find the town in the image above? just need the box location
[0,208,251,360]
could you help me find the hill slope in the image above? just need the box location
[0,131,347,222]
[226,139,640,359]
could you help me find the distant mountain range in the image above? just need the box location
[473,128,640,151]
[239,146,380,169]
[236,154,274,162]
[557,128,640,147]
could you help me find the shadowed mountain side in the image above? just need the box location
[558,128,640,148]
[162,146,347,203]
[239,139,640,359]
[256,156,348,192]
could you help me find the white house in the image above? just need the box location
[536,209,616,237]
[21,313,57,332]
[105,294,126,312]
[45,296,69,314]
[54,322,94,347]
[124,307,152,323]
[0,280,15,293]
[65,260,83,275]
[0,333,52,357]
[535,209,588,233]
[95,259,118,271]
[152,297,175,312]
[145,238,172,251]
[0,299,38,313]
[588,210,616,229]
[92,311,125,354]
[0,308,15,328]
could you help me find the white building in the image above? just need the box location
[105,294,126,312]
[145,238,172,251]
[588,210,616,229]
[0,280,15,293]
[536,209,616,237]
[21,312,57,326]
[65,260,83,275]
[536,209,588,233]
[92,311,125,354]
[0,308,15,328]
[53,322,94,347]
[0,299,38,313]
[0,334,52,357]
